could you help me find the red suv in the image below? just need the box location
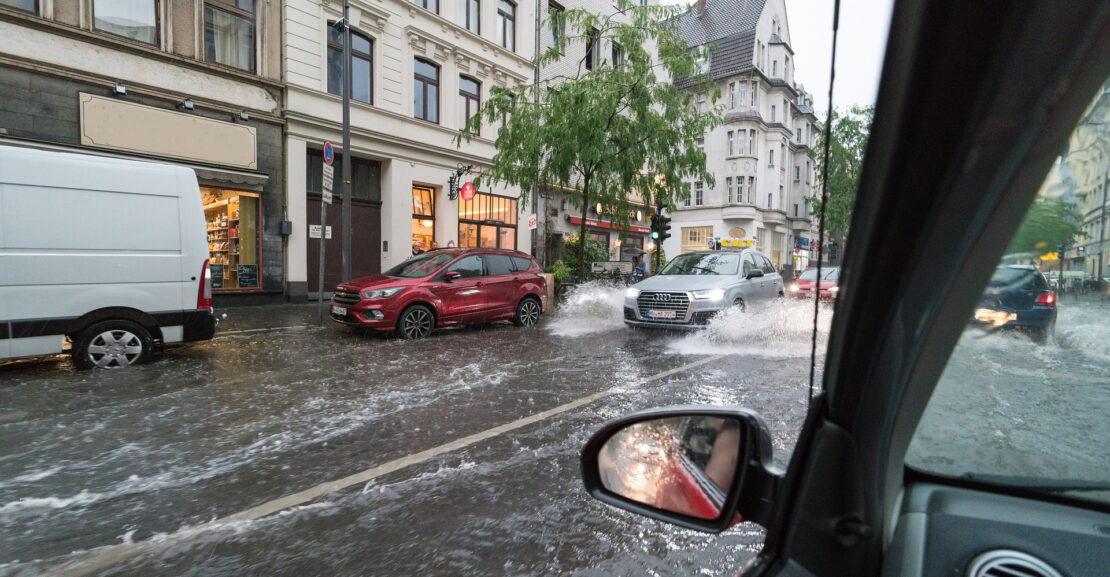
[329,248,548,339]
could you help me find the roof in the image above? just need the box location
[673,0,766,88]
[675,0,766,47]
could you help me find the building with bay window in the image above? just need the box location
[0,0,285,303]
[667,0,819,277]
[282,0,536,298]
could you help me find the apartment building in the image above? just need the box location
[668,0,818,276]
[282,0,536,297]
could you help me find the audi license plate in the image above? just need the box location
[332,306,347,316]
[647,309,677,319]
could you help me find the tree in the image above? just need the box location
[456,0,721,277]
[807,105,874,240]
[1008,200,1084,256]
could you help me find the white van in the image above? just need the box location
[0,145,216,369]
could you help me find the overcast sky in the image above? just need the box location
[660,0,894,115]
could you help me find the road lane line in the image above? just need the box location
[33,354,727,577]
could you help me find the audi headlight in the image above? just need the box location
[693,288,725,301]
[789,283,800,292]
[626,287,641,299]
[362,287,405,299]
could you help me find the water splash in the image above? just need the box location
[546,282,628,336]
[670,300,832,358]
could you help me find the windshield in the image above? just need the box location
[658,253,740,276]
[906,78,1110,506]
[798,268,838,281]
[382,252,456,278]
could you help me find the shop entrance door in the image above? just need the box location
[307,195,382,294]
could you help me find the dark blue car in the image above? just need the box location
[972,265,1057,343]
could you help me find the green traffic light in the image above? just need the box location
[651,231,660,240]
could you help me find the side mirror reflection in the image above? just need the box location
[597,416,742,520]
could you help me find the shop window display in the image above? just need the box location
[203,187,261,291]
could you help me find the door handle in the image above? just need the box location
[476,282,485,287]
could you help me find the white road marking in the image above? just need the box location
[31,354,727,577]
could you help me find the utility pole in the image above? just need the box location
[341,0,353,282]
[532,0,543,265]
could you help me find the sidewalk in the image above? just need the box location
[214,301,331,333]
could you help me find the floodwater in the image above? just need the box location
[11,287,1103,576]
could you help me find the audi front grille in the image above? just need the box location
[636,291,691,322]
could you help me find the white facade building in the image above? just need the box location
[283,0,536,297]
[668,0,818,276]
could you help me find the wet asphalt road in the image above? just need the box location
[0,289,826,577]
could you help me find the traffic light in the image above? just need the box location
[650,214,662,240]
[658,214,671,242]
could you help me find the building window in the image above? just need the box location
[767,193,772,208]
[771,104,776,122]
[94,0,158,45]
[459,192,518,249]
[794,203,799,217]
[729,82,736,108]
[415,0,438,13]
[500,91,515,129]
[695,181,703,206]
[611,42,623,67]
[779,185,784,208]
[204,0,255,72]
[794,166,800,181]
[772,60,777,77]
[458,0,479,33]
[806,160,811,183]
[727,131,734,156]
[748,129,756,155]
[748,176,755,203]
[497,0,516,51]
[547,1,564,52]
[737,81,747,108]
[697,92,706,114]
[459,76,481,134]
[726,177,733,203]
[585,27,598,69]
[0,0,37,12]
[751,81,758,106]
[412,186,436,253]
[327,26,373,104]
[682,226,713,253]
[736,176,744,203]
[769,149,774,167]
[696,137,704,153]
[414,58,439,123]
[202,187,262,291]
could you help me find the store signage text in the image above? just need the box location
[309,225,333,239]
[567,216,650,234]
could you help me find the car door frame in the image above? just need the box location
[746,2,1110,576]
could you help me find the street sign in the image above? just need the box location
[461,181,476,201]
[527,213,537,230]
[322,163,334,205]
[323,141,334,165]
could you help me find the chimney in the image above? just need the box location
[695,0,706,14]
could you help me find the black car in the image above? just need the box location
[579,1,1110,577]
[972,265,1057,342]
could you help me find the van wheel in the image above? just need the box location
[73,320,153,370]
[397,305,435,340]
[513,297,542,327]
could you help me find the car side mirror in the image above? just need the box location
[445,271,461,281]
[580,406,782,533]
[746,269,765,280]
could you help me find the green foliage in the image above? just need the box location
[651,243,667,271]
[456,0,721,278]
[807,105,874,238]
[1008,200,1084,256]
[562,236,610,275]
[544,260,573,285]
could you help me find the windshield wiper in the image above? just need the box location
[959,472,1110,492]
[690,266,718,275]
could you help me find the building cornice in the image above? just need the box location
[405,25,530,86]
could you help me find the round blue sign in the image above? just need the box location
[323,142,334,165]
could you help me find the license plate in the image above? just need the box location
[332,306,347,316]
[974,308,1015,327]
[647,309,677,319]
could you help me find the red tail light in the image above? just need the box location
[197,259,212,309]
[1036,291,1055,306]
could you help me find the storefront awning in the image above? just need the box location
[567,216,650,234]
[188,164,269,191]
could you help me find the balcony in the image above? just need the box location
[722,203,759,220]
[789,216,812,232]
[763,210,788,226]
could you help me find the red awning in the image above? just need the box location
[567,216,650,234]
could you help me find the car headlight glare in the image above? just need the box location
[693,288,725,301]
[626,287,641,299]
[789,283,800,292]
[828,286,839,292]
[363,287,405,299]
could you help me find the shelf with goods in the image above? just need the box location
[201,189,259,289]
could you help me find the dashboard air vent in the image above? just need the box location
[967,550,1062,577]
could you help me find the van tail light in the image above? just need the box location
[197,259,212,309]
[1036,291,1055,307]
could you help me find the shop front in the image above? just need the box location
[459,192,518,249]
[567,216,651,260]
[203,188,263,291]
